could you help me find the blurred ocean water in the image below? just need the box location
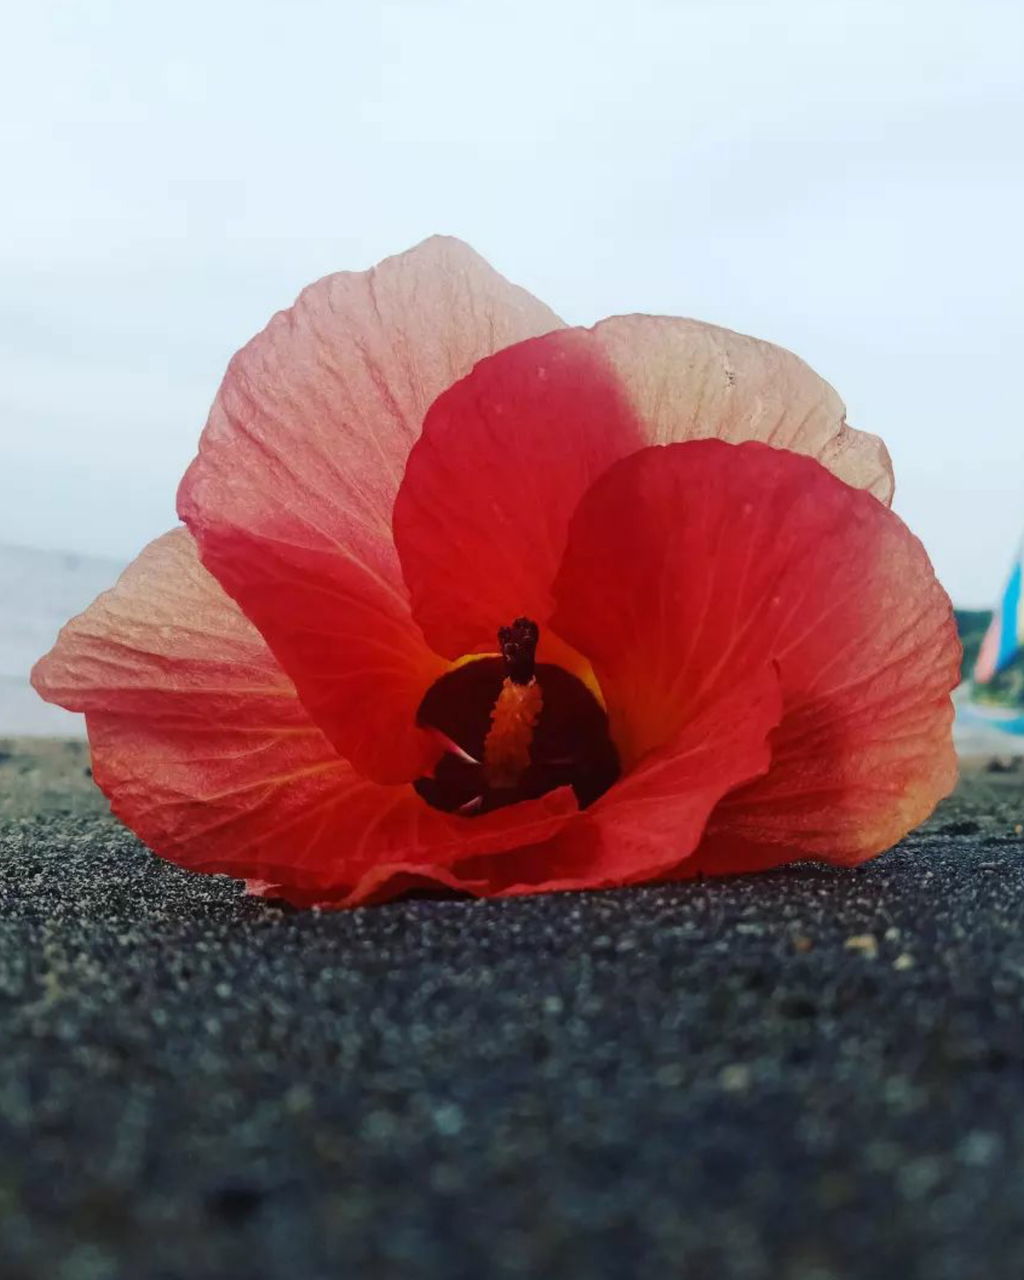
[0,543,123,737]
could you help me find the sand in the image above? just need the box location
[1,738,1023,1279]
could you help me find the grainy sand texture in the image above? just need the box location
[1,738,1023,1280]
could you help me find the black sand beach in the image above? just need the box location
[2,738,1024,1279]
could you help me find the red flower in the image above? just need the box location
[32,238,960,907]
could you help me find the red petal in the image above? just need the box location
[393,329,644,658]
[448,664,782,895]
[31,530,577,900]
[675,833,808,879]
[393,315,891,664]
[247,665,779,906]
[244,863,493,910]
[177,237,562,783]
[551,441,959,866]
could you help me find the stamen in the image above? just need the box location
[483,617,542,788]
[483,677,543,788]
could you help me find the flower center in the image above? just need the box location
[414,617,620,816]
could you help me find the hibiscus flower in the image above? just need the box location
[32,237,960,907]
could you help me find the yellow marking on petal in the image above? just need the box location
[448,650,501,672]
[537,631,605,709]
[483,677,543,789]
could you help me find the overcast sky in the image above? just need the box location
[1,0,1021,605]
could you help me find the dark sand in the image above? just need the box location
[2,738,1024,1280]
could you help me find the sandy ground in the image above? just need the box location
[2,739,1024,1280]
[0,738,106,820]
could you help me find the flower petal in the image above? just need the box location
[551,441,959,866]
[393,314,892,663]
[31,529,577,899]
[248,665,779,906]
[177,237,563,782]
[448,663,782,896]
[393,329,644,658]
[590,314,894,503]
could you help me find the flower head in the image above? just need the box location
[32,238,960,907]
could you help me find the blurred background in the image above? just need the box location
[1,0,1022,744]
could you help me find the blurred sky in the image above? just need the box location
[0,0,1021,605]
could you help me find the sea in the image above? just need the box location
[0,543,124,737]
[1,542,1021,758]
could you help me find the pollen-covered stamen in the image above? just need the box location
[483,617,543,789]
[483,678,543,789]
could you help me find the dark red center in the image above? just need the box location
[414,619,620,816]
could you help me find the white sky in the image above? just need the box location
[1,0,1021,605]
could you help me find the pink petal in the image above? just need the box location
[177,237,563,782]
[590,314,894,502]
